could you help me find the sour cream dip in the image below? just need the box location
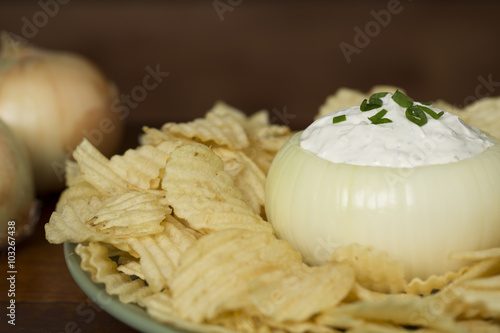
[300,93,494,167]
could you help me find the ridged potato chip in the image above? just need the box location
[162,143,273,234]
[45,195,105,244]
[143,292,238,333]
[139,126,188,147]
[249,262,355,322]
[315,86,405,120]
[405,267,467,296]
[457,320,500,333]
[162,101,250,150]
[72,138,128,195]
[75,242,153,305]
[463,97,500,139]
[347,283,391,302]
[450,247,500,262]
[171,229,301,323]
[213,147,266,215]
[117,259,144,280]
[126,216,199,293]
[109,144,170,190]
[317,295,464,333]
[88,191,169,238]
[242,110,292,175]
[328,243,406,293]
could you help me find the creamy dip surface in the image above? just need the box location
[300,93,495,167]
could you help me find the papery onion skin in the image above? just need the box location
[0,119,36,248]
[0,37,123,193]
[265,131,500,280]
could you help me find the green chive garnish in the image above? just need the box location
[360,92,389,111]
[406,105,428,126]
[360,98,382,111]
[416,105,444,120]
[392,90,413,108]
[369,109,392,125]
[369,92,389,100]
[332,114,346,124]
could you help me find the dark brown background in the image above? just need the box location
[2,0,500,133]
[1,1,500,332]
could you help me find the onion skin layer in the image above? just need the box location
[0,119,36,248]
[265,131,500,280]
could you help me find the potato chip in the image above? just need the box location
[454,258,500,285]
[117,259,145,280]
[318,295,464,333]
[126,217,199,293]
[45,195,105,244]
[108,144,170,190]
[243,110,292,153]
[249,262,355,322]
[463,96,500,138]
[143,292,238,333]
[162,143,273,234]
[431,99,464,118]
[348,282,390,302]
[315,87,366,119]
[405,267,467,296]
[263,319,341,333]
[162,102,250,150]
[450,247,500,262]
[213,147,266,215]
[140,126,182,146]
[315,86,404,120]
[367,85,406,96]
[242,111,292,175]
[346,322,444,333]
[461,275,500,290]
[75,242,153,305]
[455,288,500,316]
[457,320,500,333]
[87,191,168,238]
[54,180,101,212]
[73,138,128,194]
[209,310,272,333]
[328,243,406,293]
[170,229,301,323]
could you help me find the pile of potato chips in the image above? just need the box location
[46,88,500,333]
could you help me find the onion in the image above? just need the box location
[0,118,37,248]
[265,131,500,280]
[0,33,123,193]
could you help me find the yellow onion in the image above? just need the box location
[265,131,500,280]
[0,118,37,248]
[0,34,123,193]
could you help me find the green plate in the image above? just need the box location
[64,242,185,333]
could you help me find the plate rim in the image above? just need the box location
[63,242,186,333]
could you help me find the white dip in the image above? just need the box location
[300,93,494,167]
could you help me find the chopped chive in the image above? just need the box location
[416,104,444,119]
[369,92,389,101]
[392,90,413,108]
[420,102,432,106]
[360,98,383,111]
[369,109,392,125]
[332,114,347,124]
[406,105,428,126]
